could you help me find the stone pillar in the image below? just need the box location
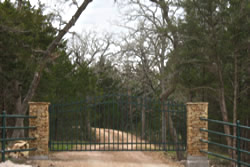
[29,102,50,158]
[186,102,209,167]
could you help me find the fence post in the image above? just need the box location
[1,111,6,162]
[186,102,209,167]
[29,102,50,159]
[236,120,241,167]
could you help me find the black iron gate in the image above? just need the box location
[49,94,186,151]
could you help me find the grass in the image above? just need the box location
[50,143,74,151]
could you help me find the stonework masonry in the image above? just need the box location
[186,102,209,167]
[29,102,50,156]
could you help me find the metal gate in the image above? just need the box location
[49,94,186,151]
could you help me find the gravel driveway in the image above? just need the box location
[29,151,184,167]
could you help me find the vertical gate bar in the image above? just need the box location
[165,101,167,151]
[57,105,62,151]
[58,106,60,151]
[144,97,146,150]
[98,96,101,151]
[68,105,70,150]
[75,105,77,151]
[77,105,80,150]
[104,97,106,151]
[116,96,118,151]
[65,105,67,151]
[122,96,124,151]
[113,95,115,150]
[63,105,66,150]
[126,96,128,151]
[136,97,138,151]
[143,96,148,150]
[175,102,177,151]
[237,120,241,167]
[68,105,70,151]
[145,98,147,151]
[49,106,51,151]
[148,98,151,151]
[54,106,56,151]
[93,97,96,151]
[57,106,60,151]
[167,101,170,151]
[182,104,185,150]
[68,104,70,151]
[2,111,6,162]
[53,106,55,151]
[141,97,143,151]
[174,101,176,151]
[129,95,133,151]
[172,101,175,151]
[151,99,153,151]
[180,103,182,150]
[176,102,179,151]
[55,106,57,151]
[84,103,87,151]
[108,99,110,151]
[56,106,58,151]
[114,95,118,150]
[173,101,175,151]
[158,101,161,151]
[75,104,78,151]
[49,105,51,151]
[90,97,92,151]
[72,104,77,151]
[80,105,83,151]
[159,102,161,150]
[184,103,186,150]
[171,101,174,151]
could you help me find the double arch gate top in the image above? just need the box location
[49,94,186,151]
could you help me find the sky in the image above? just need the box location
[30,0,124,35]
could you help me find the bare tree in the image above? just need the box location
[117,0,184,160]
[69,32,114,67]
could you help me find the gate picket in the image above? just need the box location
[49,94,186,151]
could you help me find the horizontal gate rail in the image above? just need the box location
[0,126,37,129]
[0,137,36,142]
[200,117,250,167]
[0,111,37,162]
[0,115,37,119]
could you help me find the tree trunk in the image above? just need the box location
[128,90,134,131]
[141,96,145,139]
[232,53,238,160]
[163,102,185,161]
[167,112,185,160]
[10,0,93,138]
[161,105,166,150]
[85,96,92,141]
[218,75,232,157]
[12,80,24,138]
[86,115,91,141]
[17,0,22,11]
[160,85,184,160]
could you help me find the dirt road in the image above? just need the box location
[30,151,184,167]
[26,128,184,167]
